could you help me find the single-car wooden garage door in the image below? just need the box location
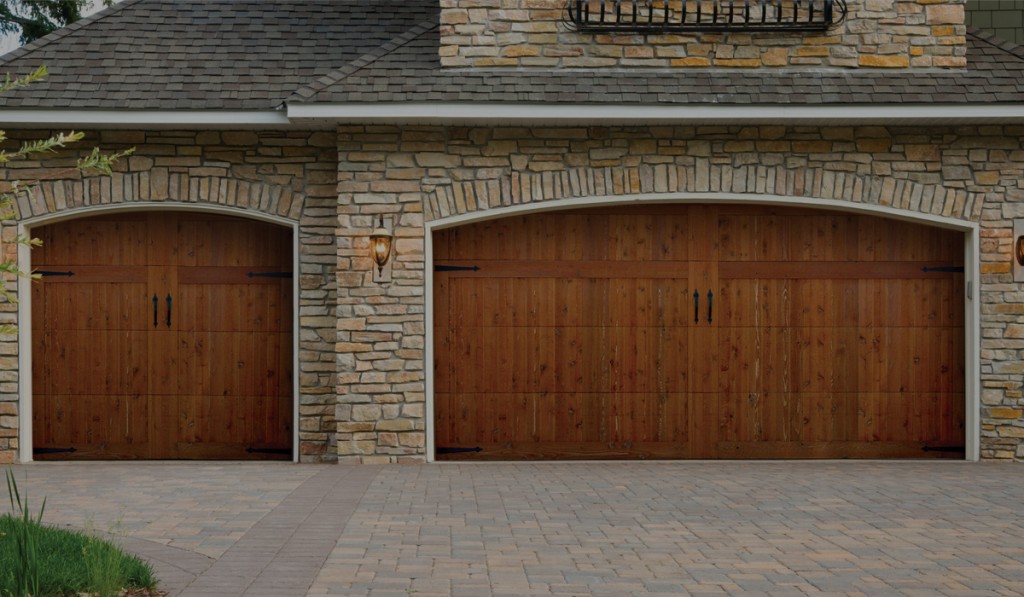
[433,204,965,460]
[32,212,293,460]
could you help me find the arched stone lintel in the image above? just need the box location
[425,164,981,225]
[16,174,302,223]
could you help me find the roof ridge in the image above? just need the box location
[0,0,146,67]
[286,18,438,105]
[967,26,1024,62]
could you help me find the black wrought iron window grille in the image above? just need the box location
[564,0,848,33]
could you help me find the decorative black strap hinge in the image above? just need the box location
[922,445,965,453]
[434,265,480,272]
[33,446,77,454]
[436,446,483,454]
[922,266,964,273]
[35,270,74,277]
[247,272,293,279]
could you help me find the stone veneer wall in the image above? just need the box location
[337,123,1024,462]
[0,129,339,463]
[439,0,967,68]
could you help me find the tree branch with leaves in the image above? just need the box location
[0,65,133,333]
[0,0,114,45]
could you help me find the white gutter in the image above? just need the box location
[4,103,1024,127]
[0,110,290,126]
[287,102,1024,124]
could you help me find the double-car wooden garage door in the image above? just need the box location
[32,213,292,460]
[434,204,966,460]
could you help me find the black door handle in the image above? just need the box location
[166,294,172,328]
[693,289,699,324]
[707,289,713,324]
[152,294,158,327]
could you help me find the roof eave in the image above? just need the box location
[3,103,1024,128]
[287,102,1024,125]
[0,109,292,128]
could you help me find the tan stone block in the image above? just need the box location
[796,47,829,58]
[351,404,382,421]
[762,47,788,66]
[904,144,940,161]
[990,407,1023,419]
[858,54,910,68]
[0,451,12,464]
[756,140,791,152]
[671,57,710,67]
[976,171,1000,185]
[502,45,539,57]
[440,9,468,24]
[399,432,425,448]
[371,180,420,193]
[933,55,966,68]
[337,422,375,433]
[926,4,963,25]
[128,156,154,171]
[345,441,377,455]
[856,138,892,153]
[686,43,713,57]
[402,403,425,419]
[646,34,689,45]
[982,263,1011,275]
[624,46,653,59]
[793,141,832,153]
[376,419,415,431]
[222,131,259,145]
[335,344,372,358]
[471,57,520,66]
[997,426,1024,438]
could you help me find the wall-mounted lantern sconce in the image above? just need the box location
[370,215,393,283]
[1014,219,1024,283]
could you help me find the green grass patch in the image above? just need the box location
[0,515,157,596]
[0,468,157,597]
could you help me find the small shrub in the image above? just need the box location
[0,469,157,596]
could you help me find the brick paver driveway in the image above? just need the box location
[5,461,1023,596]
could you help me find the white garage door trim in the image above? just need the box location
[423,192,981,462]
[17,203,301,463]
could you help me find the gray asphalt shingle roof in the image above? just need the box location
[0,0,435,110]
[0,0,1022,110]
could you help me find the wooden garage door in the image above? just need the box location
[433,204,965,460]
[32,212,293,460]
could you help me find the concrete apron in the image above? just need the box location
[4,461,1023,596]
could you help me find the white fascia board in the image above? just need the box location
[0,110,290,127]
[287,102,1024,124]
